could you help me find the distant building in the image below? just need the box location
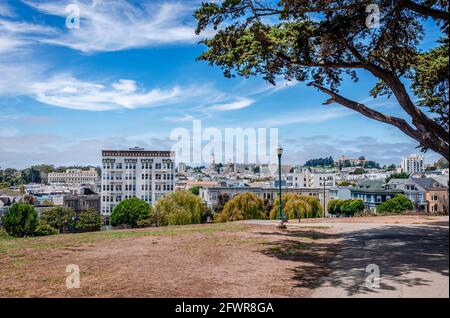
[385,178,427,212]
[351,180,403,212]
[101,148,175,224]
[48,168,98,186]
[329,186,352,201]
[282,170,335,188]
[400,154,424,174]
[336,155,368,166]
[178,162,187,174]
[413,178,449,213]
[63,188,101,213]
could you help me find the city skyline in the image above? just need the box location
[0,0,444,169]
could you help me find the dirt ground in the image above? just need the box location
[0,223,341,298]
[290,214,449,226]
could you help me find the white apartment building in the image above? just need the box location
[101,148,176,223]
[401,154,424,174]
[283,170,336,188]
[48,168,98,186]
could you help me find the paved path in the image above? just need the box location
[243,219,449,298]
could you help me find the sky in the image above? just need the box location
[0,0,444,169]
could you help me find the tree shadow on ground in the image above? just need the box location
[259,225,449,296]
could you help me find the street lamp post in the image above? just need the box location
[276,146,286,229]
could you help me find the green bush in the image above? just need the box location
[269,194,322,219]
[377,194,413,214]
[35,220,59,236]
[3,202,38,237]
[75,208,101,232]
[41,206,75,233]
[339,199,364,216]
[218,192,265,222]
[111,197,152,227]
[154,190,204,226]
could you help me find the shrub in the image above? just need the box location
[111,197,152,227]
[270,194,322,219]
[41,206,76,233]
[377,194,413,214]
[76,209,101,232]
[189,186,201,196]
[327,199,340,215]
[339,199,364,216]
[219,192,265,222]
[3,202,38,237]
[154,190,204,226]
[35,220,59,236]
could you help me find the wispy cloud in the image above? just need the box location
[30,76,216,111]
[21,0,204,53]
[257,106,352,127]
[207,97,255,112]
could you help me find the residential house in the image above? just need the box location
[413,178,449,213]
[351,180,403,211]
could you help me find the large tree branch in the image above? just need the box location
[400,0,449,20]
[312,83,450,159]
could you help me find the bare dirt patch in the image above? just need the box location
[290,215,449,226]
[0,223,341,297]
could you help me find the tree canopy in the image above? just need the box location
[216,192,265,222]
[2,202,38,237]
[195,0,449,159]
[154,190,205,226]
[111,197,152,227]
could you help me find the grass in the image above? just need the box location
[0,222,247,254]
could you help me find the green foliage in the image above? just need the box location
[75,208,101,232]
[269,193,322,220]
[194,0,449,159]
[386,172,410,182]
[340,199,365,216]
[111,197,152,227]
[377,194,414,214]
[154,191,204,226]
[304,157,334,167]
[35,219,59,236]
[41,206,75,233]
[189,186,201,196]
[2,202,38,237]
[328,199,364,216]
[216,192,265,222]
[412,38,449,131]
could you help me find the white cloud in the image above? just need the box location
[258,106,352,127]
[21,0,204,53]
[0,18,57,52]
[28,76,214,111]
[208,98,255,111]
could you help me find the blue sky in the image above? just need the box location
[0,0,444,168]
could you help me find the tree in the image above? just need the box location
[2,202,38,237]
[194,0,449,160]
[377,194,414,213]
[189,186,202,196]
[153,190,204,226]
[35,219,59,236]
[269,193,322,219]
[340,199,365,216]
[75,208,101,232]
[386,172,410,182]
[217,192,265,222]
[41,207,76,233]
[111,197,152,227]
[304,157,334,167]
